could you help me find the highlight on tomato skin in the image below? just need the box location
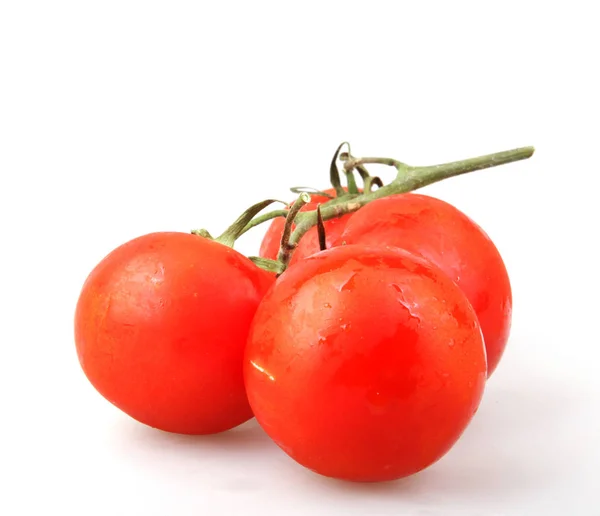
[336,193,512,377]
[74,231,274,435]
[244,244,487,482]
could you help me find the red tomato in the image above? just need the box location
[245,245,486,482]
[259,189,353,265]
[75,232,274,434]
[337,194,511,377]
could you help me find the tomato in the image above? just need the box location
[336,193,511,376]
[75,232,274,435]
[244,245,486,482]
[259,189,354,265]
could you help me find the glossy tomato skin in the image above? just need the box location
[245,245,486,482]
[259,189,353,265]
[75,232,274,435]
[337,194,511,377]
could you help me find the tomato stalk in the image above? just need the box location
[243,145,534,246]
[329,142,349,197]
[277,192,311,268]
[236,209,289,238]
[356,165,383,193]
[192,199,286,247]
[260,145,534,273]
[201,143,535,272]
[286,145,535,250]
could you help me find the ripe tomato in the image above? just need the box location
[245,245,486,482]
[75,232,274,435]
[336,194,511,377]
[259,189,354,265]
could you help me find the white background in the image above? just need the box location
[1,2,598,515]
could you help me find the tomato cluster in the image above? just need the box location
[75,144,531,483]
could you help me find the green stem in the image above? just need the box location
[330,142,350,196]
[408,146,535,189]
[288,146,534,247]
[248,256,285,275]
[191,228,214,239]
[277,193,311,269]
[345,169,359,194]
[193,199,286,248]
[348,156,406,168]
[236,209,288,237]
[234,144,534,274]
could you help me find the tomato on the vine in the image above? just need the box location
[75,232,274,434]
[259,188,354,265]
[244,245,486,482]
[336,193,511,376]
